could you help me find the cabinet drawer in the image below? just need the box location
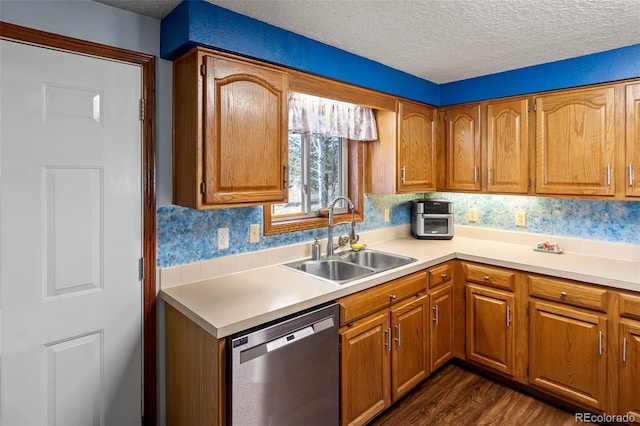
[428,263,452,289]
[463,263,515,291]
[620,292,640,320]
[338,271,427,325]
[528,275,608,312]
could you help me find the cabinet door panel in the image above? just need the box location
[445,105,481,191]
[203,55,288,205]
[535,87,615,195]
[340,312,391,426]
[621,322,640,421]
[397,102,436,192]
[486,99,529,193]
[430,284,453,372]
[627,83,640,197]
[390,296,429,400]
[466,285,514,375]
[529,300,607,410]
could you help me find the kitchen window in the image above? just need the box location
[263,92,377,235]
[272,133,348,220]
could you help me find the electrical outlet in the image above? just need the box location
[467,208,478,223]
[218,227,229,250]
[384,208,390,223]
[515,211,526,227]
[249,224,260,243]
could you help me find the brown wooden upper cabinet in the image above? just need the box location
[486,99,530,193]
[172,48,289,209]
[535,86,616,196]
[368,101,436,194]
[627,83,640,197]
[444,104,482,191]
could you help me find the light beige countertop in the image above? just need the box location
[160,227,640,339]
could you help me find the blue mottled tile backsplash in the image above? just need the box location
[157,193,640,267]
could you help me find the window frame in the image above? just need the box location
[263,140,364,236]
[272,134,349,221]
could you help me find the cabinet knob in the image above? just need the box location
[441,273,447,279]
[484,275,490,281]
[560,291,567,297]
[390,294,396,300]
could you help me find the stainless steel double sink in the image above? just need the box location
[282,249,417,285]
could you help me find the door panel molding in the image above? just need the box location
[0,22,157,425]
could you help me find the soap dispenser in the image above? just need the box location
[311,238,321,260]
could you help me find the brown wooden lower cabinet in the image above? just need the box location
[339,311,391,426]
[528,299,607,411]
[339,294,429,426]
[430,283,454,371]
[466,284,515,376]
[620,321,640,422]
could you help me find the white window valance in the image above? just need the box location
[288,92,378,141]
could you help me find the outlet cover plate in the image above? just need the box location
[218,227,229,250]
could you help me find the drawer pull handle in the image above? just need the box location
[395,324,401,345]
[623,337,628,362]
[390,294,396,300]
[433,305,439,325]
[401,165,406,183]
[560,291,567,297]
[506,306,511,327]
[441,273,447,279]
[484,275,490,281]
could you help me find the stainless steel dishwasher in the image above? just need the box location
[228,302,340,426]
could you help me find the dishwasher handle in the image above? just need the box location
[238,315,335,364]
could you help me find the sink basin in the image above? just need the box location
[339,250,415,270]
[292,259,375,284]
[283,249,416,285]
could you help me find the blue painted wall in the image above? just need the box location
[440,44,640,105]
[161,0,440,105]
[161,0,640,107]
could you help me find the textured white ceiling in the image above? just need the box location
[94,0,640,84]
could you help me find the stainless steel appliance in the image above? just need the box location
[228,303,339,426]
[410,199,454,239]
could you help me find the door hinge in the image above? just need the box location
[200,63,206,76]
[200,182,206,194]
[444,113,447,121]
[138,257,144,281]
[533,103,537,112]
[139,98,145,121]
[527,104,531,113]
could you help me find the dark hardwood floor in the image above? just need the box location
[369,363,596,425]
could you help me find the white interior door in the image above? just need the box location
[0,39,142,425]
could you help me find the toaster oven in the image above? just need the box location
[410,200,454,240]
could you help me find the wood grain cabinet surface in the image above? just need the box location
[528,299,608,410]
[172,48,289,209]
[368,101,436,194]
[466,284,515,376]
[626,83,640,197]
[535,86,616,196]
[619,293,640,422]
[486,98,530,193]
[444,104,482,191]
[337,271,428,426]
